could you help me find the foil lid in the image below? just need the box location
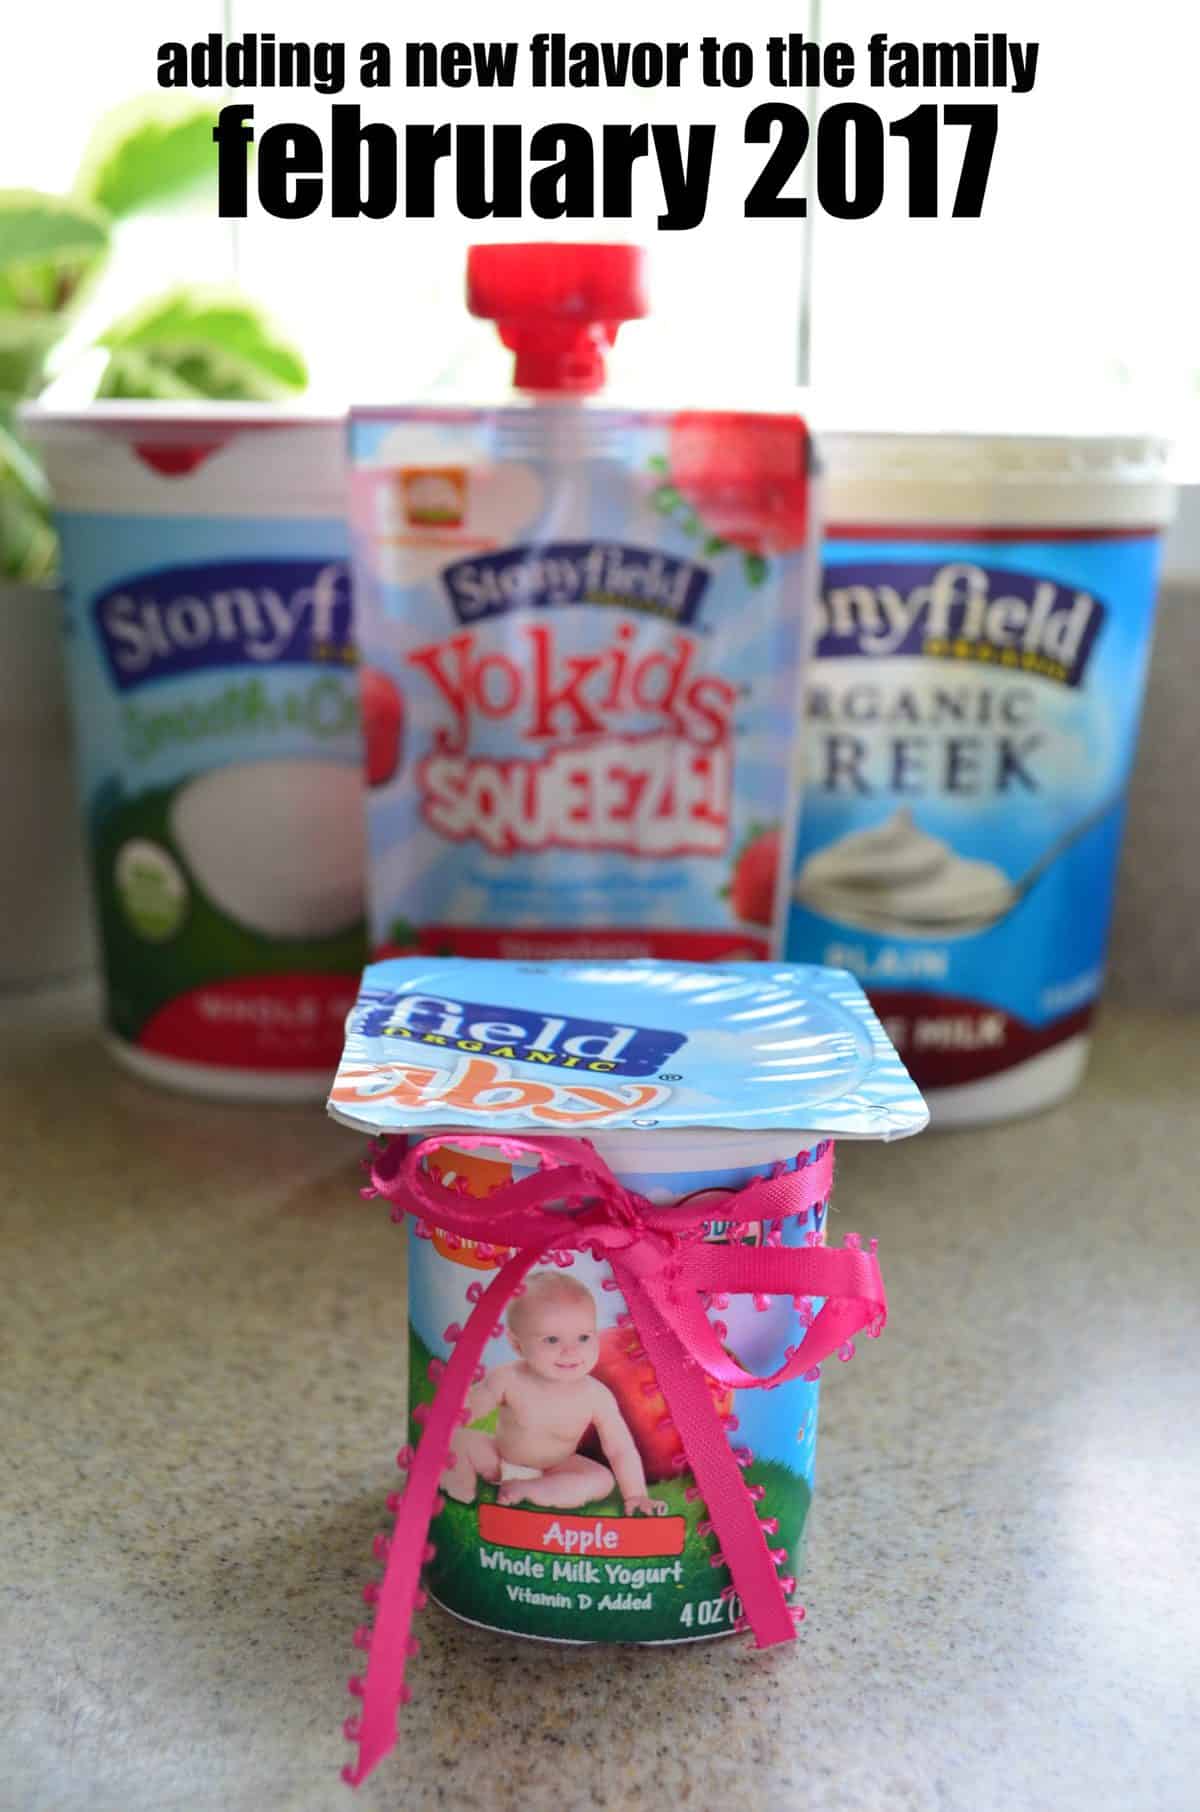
[328,957,928,1141]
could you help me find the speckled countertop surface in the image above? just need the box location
[3,989,1199,1812]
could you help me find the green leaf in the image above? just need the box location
[651,484,681,515]
[0,312,65,401]
[0,189,110,276]
[0,419,56,582]
[96,338,300,403]
[98,286,308,392]
[96,340,296,404]
[703,533,729,556]
[95,346,208,401]
[0,191,109,325]
[75,97,222,220]
[646,453,668,474]
[0,417,50,504]
[744,552,768,587]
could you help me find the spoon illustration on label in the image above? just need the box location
[795,803,1119,938]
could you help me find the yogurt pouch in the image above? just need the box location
[329,955,926,1645]
[349,244,815,965]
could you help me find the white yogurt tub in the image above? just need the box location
[27,405,364,1100]
[785,431,1175,1126]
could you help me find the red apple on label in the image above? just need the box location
[360,667,404,787]
[588,1325,734,1484]
[730,827,780,928]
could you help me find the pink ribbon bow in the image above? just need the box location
[342,1132,886,1788]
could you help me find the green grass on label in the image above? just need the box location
[407,1324,810,1643]
[90,781,366,1040]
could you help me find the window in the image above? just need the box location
[224,0,814,401]
[1,1,234,336]
[811,0,1200,445]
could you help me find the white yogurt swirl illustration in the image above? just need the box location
[795,808,1016,936]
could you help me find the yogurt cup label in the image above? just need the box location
[37,413,368,1091]
[787,531,1165,1101]
[410,1146,825,1645]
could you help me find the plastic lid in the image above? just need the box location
[818,429,1176,531]
[26,403,346,518]
[820,430,1172,484]
[466,243,648,394]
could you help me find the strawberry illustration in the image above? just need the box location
[360,666,404,787]
[665,412,809,556]
[728,825,780,928]
[587,1325,734,1483]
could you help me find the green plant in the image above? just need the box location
[0,97,307,582]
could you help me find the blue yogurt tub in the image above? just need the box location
[787,431,1174,1126]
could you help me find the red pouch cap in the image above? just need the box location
[467,243,648,394]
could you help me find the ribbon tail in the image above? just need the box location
[345,1249,537,1787]
[610,1261,797,1652]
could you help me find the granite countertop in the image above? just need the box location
[4,989,1198,1812]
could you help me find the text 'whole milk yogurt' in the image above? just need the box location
[30,407,366,1100]
[785,432,1175,1126]
[349,244,815,966]
[329,956,927,1644]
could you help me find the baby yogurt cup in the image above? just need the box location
[406,1128,829,1643]
[329,955,927,1648]
[27,404,364,1101]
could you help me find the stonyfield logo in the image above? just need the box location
[819,561,1106,688]
[357,989,686,1077]
[92,559,353,692]
[441,542,710,627]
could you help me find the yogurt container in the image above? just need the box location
[329,956,926,1646]
[349,244,816,967]
[786,432,1174,1126]
[29,406,366,1100]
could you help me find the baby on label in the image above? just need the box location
[440,1272,666,1515]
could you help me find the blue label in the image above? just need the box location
[786,530,1164,1085]
[356,984,687,1076]
[441,541,710,627]
[92,557,354,692]
[817,559,1106,688]
[52,501,364,1065]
